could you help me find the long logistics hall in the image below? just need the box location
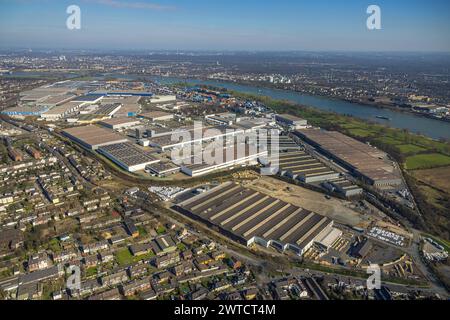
[174,182,340,256]
[293,129,402,187]
[274,150,340,183]
[62,125,129,150]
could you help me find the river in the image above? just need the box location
[153,76,450,140]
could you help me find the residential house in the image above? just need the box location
[28,252,52,272]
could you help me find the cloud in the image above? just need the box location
[86,0,175,11]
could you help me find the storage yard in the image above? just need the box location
[174,181,341,256]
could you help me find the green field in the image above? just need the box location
[347,128,373,137]
[137,226,148,237]
[115,248,155,266]
[397,144,427,154]
[374,136,404,145]
[405,153,450,170]
[85,267,98,277]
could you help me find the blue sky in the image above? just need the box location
[0,0,449,51]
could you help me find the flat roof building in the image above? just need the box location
[72,94,104,104]
[41,101,83,121]
[98,142,160,172]
[149,125,245,151]
[322,179,363,197]
[90,90,153,97]
[63,125,129,150]
[99,117,141,130]
[146,161,180,177]
[293,129,402,187]
[275,114,308,129]
[36,94,76,107]
[139,111,174,122]
[180,143,267,177]
[148,95,176,104]
[1,106,50,117]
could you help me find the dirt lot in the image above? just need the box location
[363,242,403,265]
[244,176,373,228]
[411,166,450,194]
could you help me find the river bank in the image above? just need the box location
[153,76,450,140]
[212,79,450,124]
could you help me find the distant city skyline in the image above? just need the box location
[1,0,450,52]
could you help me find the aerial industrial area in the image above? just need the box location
[0,68,449,302]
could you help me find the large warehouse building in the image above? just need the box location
[99,117,141,130]
[41,101,84,121]
[293,129,402,187]
[62,125,129,150]
[274,150,340,183]
[149,125,245,151]
[275,114,308,129]
[179,143,267,177]
[97,142,160,172]
[139,111,174,122]
[174,182,340,256]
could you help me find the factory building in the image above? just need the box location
[275,114,308,129]
[1,106,50,117]
[40,101,84,121]
[72,94,104,104]
[90,90,153,97]
[205,113,237,126]
[146,161,180,177]
[266,135,300,152]
[149,125,245,151]
[97,142,160,172]
[273,151,340,183]
[92,103,123,117]
[322,179,363,197]
[99,118,141,130]
[139,111,174,122]
[148,95,176,104]
[174,182,340,256]
[36,94,76,108]
[293,129,402,187]
[62,125,129,150]
[179,143,267,177]
[234,118,274,132]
